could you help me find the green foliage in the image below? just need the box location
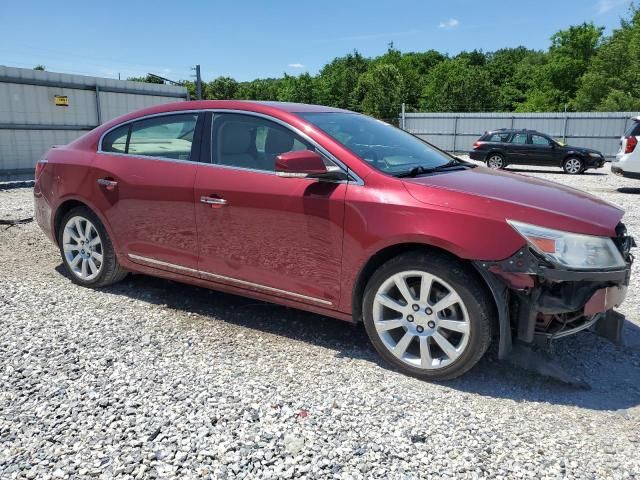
[127,74,165,84]
[33,65,45,71]
[315,51,369,109]
[354,63,405,119]
[207,76,239,100]
[574,5,640,111]
[420,58,497,112]
[167,7,638,116]
[277,73,316,103]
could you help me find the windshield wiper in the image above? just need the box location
[395,161,469,178]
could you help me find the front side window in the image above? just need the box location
[510,133,529,144]
[212,114,311,171]
[531,134,551,146]
[298,112,452,176]
[102,113,198,161]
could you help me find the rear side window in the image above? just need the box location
[102,124,129,153]
[624,121,640,137]
[486,133,510,142]
[510,133,528,144]
[102,113,199,161]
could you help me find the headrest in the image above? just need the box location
[265,128,294,154]
[221,123,252,154]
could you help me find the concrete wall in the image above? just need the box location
[402,111,640,158]
[0,66,188,179]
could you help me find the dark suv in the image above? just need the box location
[469,129,606,174]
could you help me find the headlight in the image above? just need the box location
[588,152,602,158]
[507,220,626,270]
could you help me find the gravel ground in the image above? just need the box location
[1,164,640,479]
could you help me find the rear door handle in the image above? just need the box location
[97,178,118,191]
[200,196,227,206]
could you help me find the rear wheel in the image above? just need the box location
[486,153,505,169]
[362,251,493,380]
[58,206,127,287]
[563,157,584,174]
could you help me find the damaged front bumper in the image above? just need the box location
[473,226,635,358]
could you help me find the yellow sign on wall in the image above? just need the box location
[54,95,69,106]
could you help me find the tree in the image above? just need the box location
[207,76,239,100]
[353,63,405,120]
[277,73,316,103]
[420,58,497,112]
[315,51,369,109]
[574,6,640,111]
[236,78,281,100]
[127,74,164,84]
[33,65,45,71]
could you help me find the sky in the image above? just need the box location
[0,0,634,82]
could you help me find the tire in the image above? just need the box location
[362,251,493,380]
[486,153,505,169]
[57,206,127,287]
[562,157,584,174]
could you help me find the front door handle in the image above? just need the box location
[97,178,118,191]
[200,196,228,206]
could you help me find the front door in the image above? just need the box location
[93,112,204,271]
[194,113,346,308]
[528,134,556,165]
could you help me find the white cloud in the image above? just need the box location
[596,0,628,14]
[287,63,305,69]
[438,18,459,29]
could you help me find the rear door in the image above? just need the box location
[505,132,530,165]
[93,112,204,271]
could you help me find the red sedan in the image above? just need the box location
[34,101,635,379]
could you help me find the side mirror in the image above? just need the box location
[275,150,329,178]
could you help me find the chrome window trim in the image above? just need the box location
[97,108,364,186]
[128,253,333,306]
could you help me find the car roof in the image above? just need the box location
[175,100,350,114]
[486,128,541,135]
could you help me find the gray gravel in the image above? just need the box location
[1,164,640,479]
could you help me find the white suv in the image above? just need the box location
[613,116,640,178]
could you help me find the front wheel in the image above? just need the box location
[58,206,127,287]
[563,157,584,174]
[362,252,493,380]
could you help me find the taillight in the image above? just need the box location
[624,136,637,154]
[35,159,48,179]
[472,141,485,149]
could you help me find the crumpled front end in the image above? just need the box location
[474,222,635,357]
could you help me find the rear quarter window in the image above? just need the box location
[624,121,640,137]
[485,133,510,142]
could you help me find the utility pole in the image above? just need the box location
[195,65,202,100]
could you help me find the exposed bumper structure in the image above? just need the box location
[473,225,635,358]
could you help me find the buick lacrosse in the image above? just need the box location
[34,101,635,379]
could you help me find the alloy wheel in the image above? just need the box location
[564,158,582,174]
[62,216,104,281]
[487,155,504,169]
[372,270,471,370]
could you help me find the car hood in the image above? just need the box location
[563,145,601,155]
[402,166,623,236]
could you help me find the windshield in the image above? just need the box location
[298,112,453,176]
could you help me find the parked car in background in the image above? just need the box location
[612,116,640,179]
[469,128,606,174]
[34,101,634,380]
